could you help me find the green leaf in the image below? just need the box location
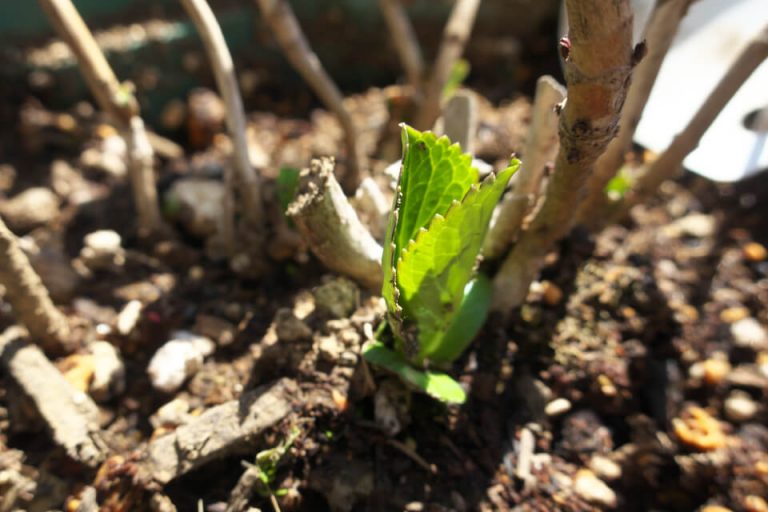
[604,165,634,200]
[443,59,470,99]
[276,167,301,212]
[382,125,480,337]
[426,274,492,364]
[396,161,518,360]
[362,341,466,404]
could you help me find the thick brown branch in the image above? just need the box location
[287,158,383,290]
[578,0,696,227]
[614,23,768,219]
[0,216,71,354]
[255,0,363,192]
[414,0,481,131]
[492,0,634,314]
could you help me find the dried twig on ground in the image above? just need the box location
[483,76,565,259]
[414,0,481,130]
[254,0,363,192]
[613,23,768,221]
[377,0,424,94]
[180,0,264,241]
[0,327,108,467]
[578,0,695,226]
[137,378,298,485]
[492,0,635,313]
[0,217,71,353]
[287,158,383,290]
[38,0,164,237]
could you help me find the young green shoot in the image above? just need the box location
[364,125,518,404]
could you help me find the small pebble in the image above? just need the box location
[743,242,767,262]
[673,406,726,451]
[80,230,125,269]
[165,179,227,238]
[545,398,572,417]
[312,278,359,319]
[731,318,768,350]
[116,300,142,336]
[700,506,733,512]
[573,469,617,508]
[720,306,749,324]
[150,397,191,429]
[89,341,125,402]
[542,281,563,306]
[147,331,215,393]
[274,308,312,342]
[669,213,716,238]
[0,187,60,231]
[702,357,731,386]
[317,335,344,362]
[745,495,768,512]
[589,455,622,481]
[724,391,758,422]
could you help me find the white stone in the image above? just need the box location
[545,398,572,417]
[150,398,191,429]
[574,469,617,508]
[80,230,125,268]
[724,391,758,422]
[165,179,226,238]
[667,213,716,238]
[589,455,622,481]
[116,300,142,336]
[0,187,59,230]
[147,331,215,393]
[89,341,125,402]
[731,317,768,350]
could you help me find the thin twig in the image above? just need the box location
[491,0,635,314]
[38,0,164,237]
[483,75,565,259]
[377,0,424,94]
[414,0,482,130]
[0,217,72,354]
[614,23,768,220]
[180,0,264,240]
[286,158,383,290]
[255,0,363,192]
[577,0,696,227]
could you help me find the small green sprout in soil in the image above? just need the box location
[364,124,518,404]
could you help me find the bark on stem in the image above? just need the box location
[0,216,72,354]
[377,0,424,94]
[578,0,695,227]
[180,0,264,235]
[483,75,565,259]
[286,158,383,290]
[255,0,363,192]
[612,23,768,221]
[38,0,164,237]
[491,0,634,314]
[414,0,481,131]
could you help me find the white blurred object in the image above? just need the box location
[561,0,768,182]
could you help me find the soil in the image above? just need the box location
[1,29,768,512]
